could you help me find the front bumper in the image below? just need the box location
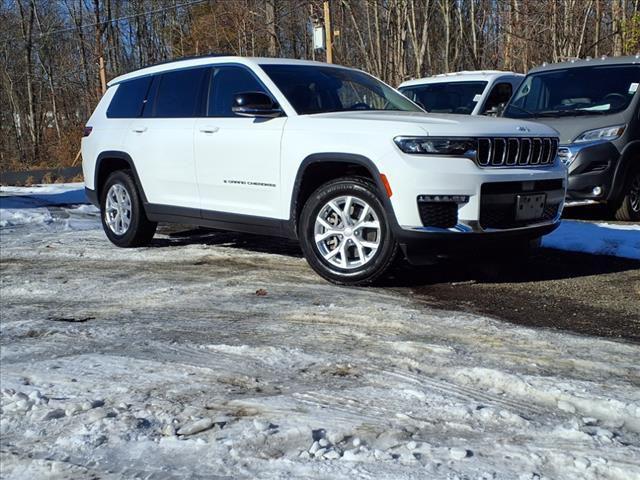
[384,153,566,236]
[379,154,566,264]
[559,140,620,203]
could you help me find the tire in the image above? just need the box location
[298,176,399,285]
[613,168,640,222]
[100,170,157,247]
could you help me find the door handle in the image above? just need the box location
[132,126,147,133]
[199,126,220,134]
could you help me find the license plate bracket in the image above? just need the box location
[515,193,546,221]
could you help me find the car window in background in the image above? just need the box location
[153,68,208,118]
[399,81,487,114]
[208,66,268,117]
[261,64,422,114]
[504,65,640,118]
[481,82,513,114]
[106,76,152,118]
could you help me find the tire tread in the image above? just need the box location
[298,176,399,286]
[100,169,157,248]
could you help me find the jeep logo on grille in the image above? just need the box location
[516,126,530,132]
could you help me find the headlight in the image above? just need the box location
[573,125,626,143]
[394,136,477,156]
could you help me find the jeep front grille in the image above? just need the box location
[477,137,558,167]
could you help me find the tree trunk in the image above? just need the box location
[17,0,38,164]
[265,0,278,56]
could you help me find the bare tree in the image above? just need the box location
[1,0,639,172]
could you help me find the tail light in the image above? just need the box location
[83,126,93,137]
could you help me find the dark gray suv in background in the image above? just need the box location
[503,55,639,221]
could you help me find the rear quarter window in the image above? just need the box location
[106,76,152,118]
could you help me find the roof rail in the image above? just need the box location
[107,53,238,87]
[139,52,235,71]
[136,53,234,70]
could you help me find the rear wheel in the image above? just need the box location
[100,170,157,247]
[299,177,399,285]
[613,169,640,221]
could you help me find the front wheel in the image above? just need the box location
[613,169,640,222]
[298,177,399,285]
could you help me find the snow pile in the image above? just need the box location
[0,183,87,207]
[0,183,98,230]
[0,207,53,228]
[542,220,640,260]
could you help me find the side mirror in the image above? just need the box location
[232,92,282,118]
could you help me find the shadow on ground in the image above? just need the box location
[563,204,624,222]
[157,225,639,284]
[155,225,640,342]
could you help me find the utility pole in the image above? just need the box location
[323,1,332,63]
[98,55,107,95]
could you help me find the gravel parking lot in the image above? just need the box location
[162,224,640,342]
[1,189,639,479]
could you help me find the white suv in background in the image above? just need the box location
[399,71,524,116]
[82,57,565,285]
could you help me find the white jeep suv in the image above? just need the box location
[82,57,566,285]
[399,70,524,116]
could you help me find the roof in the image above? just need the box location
[107,56,344,86]
[529,55,640,74]
[399,70,523,88]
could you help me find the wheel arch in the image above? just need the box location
[610,140,640,203]
[288,153,397,239]
[95,151,148,204]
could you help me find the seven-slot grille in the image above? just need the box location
[476,137,558,167]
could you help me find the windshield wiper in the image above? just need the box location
[535,109,607,117]
[505,104,534,116]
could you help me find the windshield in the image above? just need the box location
[260,64,423,114]
[399,81,487,114]
[504,65,639,118]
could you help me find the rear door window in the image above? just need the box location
[152,68,208,118]
[106,76,152,118]
[208,66,268,117]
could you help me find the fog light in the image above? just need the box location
[592,186,603,196]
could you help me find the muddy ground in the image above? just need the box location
[162,225,640,342]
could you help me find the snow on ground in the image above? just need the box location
[0,183,97,230]
[543,221,640,260]
[1,184,640,479]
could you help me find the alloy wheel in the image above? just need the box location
[105,183,132,235]
[314,195,381,270]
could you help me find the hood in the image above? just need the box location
[514,111,630,145]
[307,110,559,138]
